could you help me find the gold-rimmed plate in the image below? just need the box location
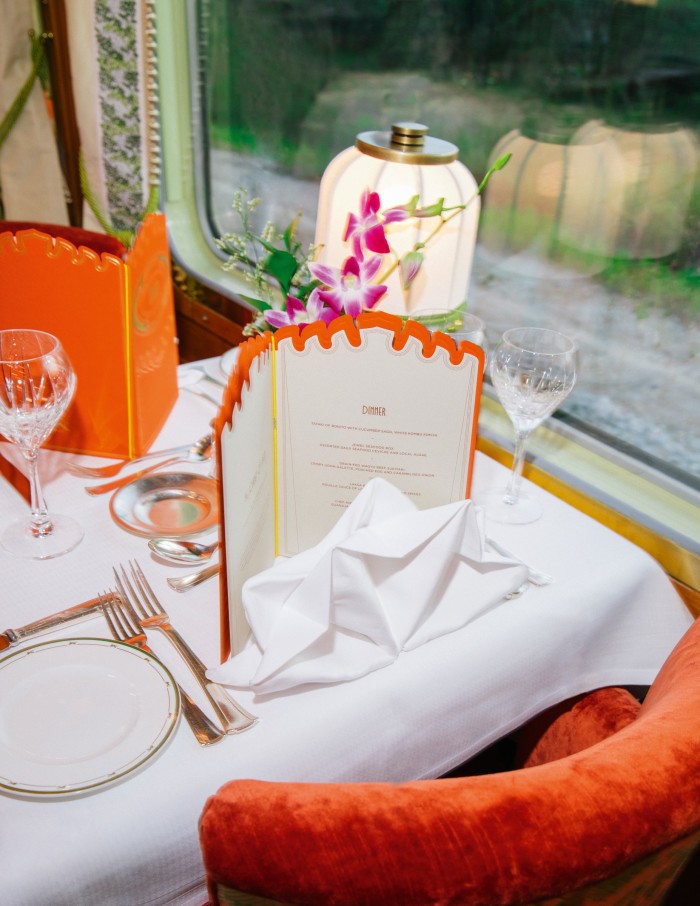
[0,638,179,799]
[110,471,218,538]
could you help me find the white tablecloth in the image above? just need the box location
[0,360,693,906]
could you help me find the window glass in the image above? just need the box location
[197,0,700,489]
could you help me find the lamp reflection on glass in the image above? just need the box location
[314,122,480,317]
[571,120,699,260]
[412,307,489,372]
[479,121,699,277]
[478,128,627,276]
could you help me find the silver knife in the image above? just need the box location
[0,595,110,652]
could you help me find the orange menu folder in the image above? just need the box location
[214,311,485,660]
[0,214,178,458]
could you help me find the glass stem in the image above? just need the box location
[24,448,53,537]
[503,431,530,506]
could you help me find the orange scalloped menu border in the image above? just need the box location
[272,310,486,370]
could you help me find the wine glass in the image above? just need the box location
[475,327,577,524]
[414,308,489,367]
[451,313,489,372]
[0,329,83,558]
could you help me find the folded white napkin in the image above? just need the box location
[208,478,528,694]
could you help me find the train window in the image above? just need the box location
[157,0,700,556]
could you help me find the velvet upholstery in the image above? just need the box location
[199,617,700,906]
[515,686,642,768]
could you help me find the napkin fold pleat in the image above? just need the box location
[209,478,528,694]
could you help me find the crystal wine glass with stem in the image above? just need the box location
[474,327,578,525]
[0,329,83,558]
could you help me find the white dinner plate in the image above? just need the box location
[0,638,179,799]
[110,471,219,537]
[176,368,206,389]
[219,346,240,377]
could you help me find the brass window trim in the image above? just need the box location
[477,434,700,616]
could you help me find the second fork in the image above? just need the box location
[100,595,225,747]
[114,561,258,734]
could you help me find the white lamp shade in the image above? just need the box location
[314,143,480,317]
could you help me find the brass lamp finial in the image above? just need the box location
[355,123,459,166]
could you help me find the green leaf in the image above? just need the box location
[264,249,299,294]
[238,294,273,313]
[294,279,321,302]
[283,213,302,251]
[256,235,280,254]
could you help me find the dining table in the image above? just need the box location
[0,355,694,906]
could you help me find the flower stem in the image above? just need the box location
[376,151,511,285]
[376,207,466,284]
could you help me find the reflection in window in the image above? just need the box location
[197,0,700,487]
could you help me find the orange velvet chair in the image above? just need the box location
[199,616,700,906]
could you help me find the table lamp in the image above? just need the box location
[314,122,480,317]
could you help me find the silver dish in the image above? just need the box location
[110,471,219,538]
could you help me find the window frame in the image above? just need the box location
[155,0,700,600]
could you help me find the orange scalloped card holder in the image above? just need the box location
[214,312,484,660]
[0,213,178,457]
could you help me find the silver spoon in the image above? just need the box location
[167,562,220,592]
[149,537,219,564]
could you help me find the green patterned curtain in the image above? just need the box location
[65,0,160,243]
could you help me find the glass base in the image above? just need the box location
[472,487,543,525]
[1,514,84,560]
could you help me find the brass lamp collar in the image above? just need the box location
[355,122,458,165]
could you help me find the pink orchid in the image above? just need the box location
[264,292,337,329]
[343,189,408,260]
[310,255,388,318]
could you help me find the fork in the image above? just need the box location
[113,561,258,734]
[85,456,182,496]
[99,594,225,747]
[68,433,212,480]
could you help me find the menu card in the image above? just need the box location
[215,312,484,658]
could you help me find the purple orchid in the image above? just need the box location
[225,158,511,336]
[264,291,337,329]
[310,255,388,319]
